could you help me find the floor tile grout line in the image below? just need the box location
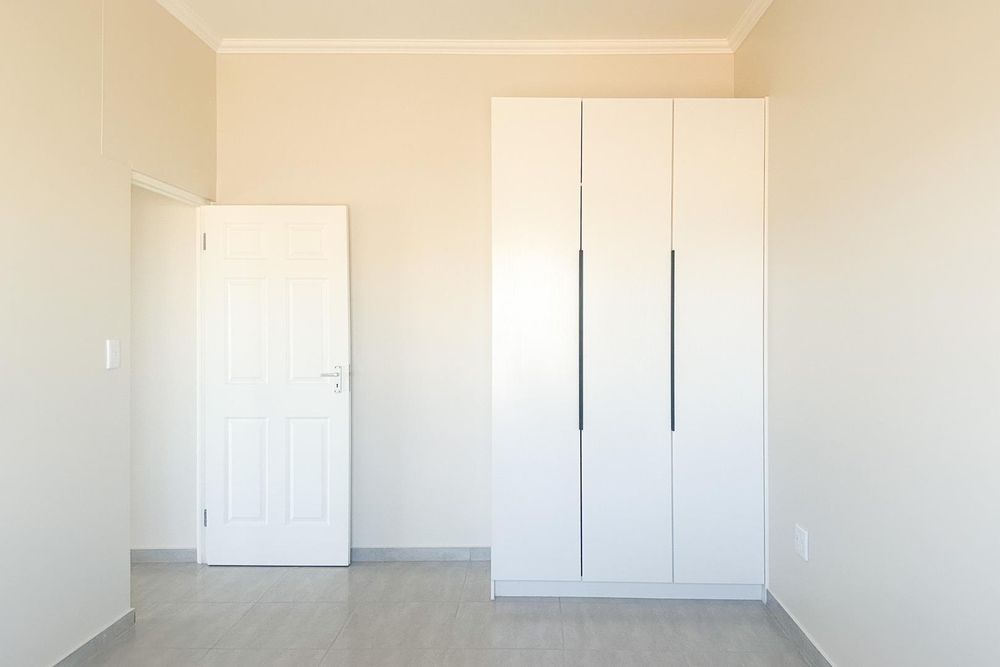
[254,566,290,604]
[206,601,255,651]
[559,597,566,650]
[203,571,276,651]
[250,568,283,604]
[453,561,469,621]
[323,594,359,655]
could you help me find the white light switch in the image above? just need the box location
[105,339,121,370]
[794,524,809,562]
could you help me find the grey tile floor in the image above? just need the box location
[84,562,809,666]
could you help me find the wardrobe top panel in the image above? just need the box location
[492,96,764,102]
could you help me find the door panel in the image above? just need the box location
[203,205,350,566]
[491,98,582,581]
[287,418,329,522]
[672,99,765,585]
[582,99,674,583]
[225,278,267,382]
[225,418,268,523]
[287,279,330,382]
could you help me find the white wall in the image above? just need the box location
[103,0,217,198]
[130,186,197,550]
[217,53,735,549]
[736,1,1000,665]
[0,2,214,665]
[0,7,131,657]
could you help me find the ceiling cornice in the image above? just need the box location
[727,0,774,51]
[157,0,222,50]
[216,38,732,55]
[157,1,774,55]
[131,171,212,206]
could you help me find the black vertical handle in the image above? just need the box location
[579,249,584,431]
[670,250,676,432]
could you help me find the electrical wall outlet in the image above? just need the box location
[105,339,121,370]
[794,524,809,561]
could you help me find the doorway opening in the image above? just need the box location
[129,176,205,564]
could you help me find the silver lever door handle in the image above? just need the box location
[320,367,344,392]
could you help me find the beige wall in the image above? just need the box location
[103,0,217,198]
[130,187,198,550]
[217,53,734,548]
[0,2,214,664]
[736,2,1000,665]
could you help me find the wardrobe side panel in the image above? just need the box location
[672,99,765,585]
[491,98,582,581]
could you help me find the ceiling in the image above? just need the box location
[159,0,773,53]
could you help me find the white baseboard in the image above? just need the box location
[493,580,764,600]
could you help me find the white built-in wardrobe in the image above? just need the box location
[491,98,765,600]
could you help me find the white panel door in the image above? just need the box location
[202,205,351,565]
[491,98,582,581]
[582,99,674,583]
[672,99,765,584]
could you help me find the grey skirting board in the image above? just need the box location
[131,547,490,564]
[351,547,490,562]
[55,609,135,666]
[765,590,834,667]
[131,548,197,563]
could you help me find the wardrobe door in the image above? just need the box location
[672,99,765,585]
[582,99,674,583]
[491,98,582,581]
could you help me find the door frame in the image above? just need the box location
[128,171,213,564]
[195,206,206,564]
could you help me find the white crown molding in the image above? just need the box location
[131,171,212,206]
[216,38,732,55]
[727,0,774,51]
[156,1,772,55]
[157,0,221,50]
